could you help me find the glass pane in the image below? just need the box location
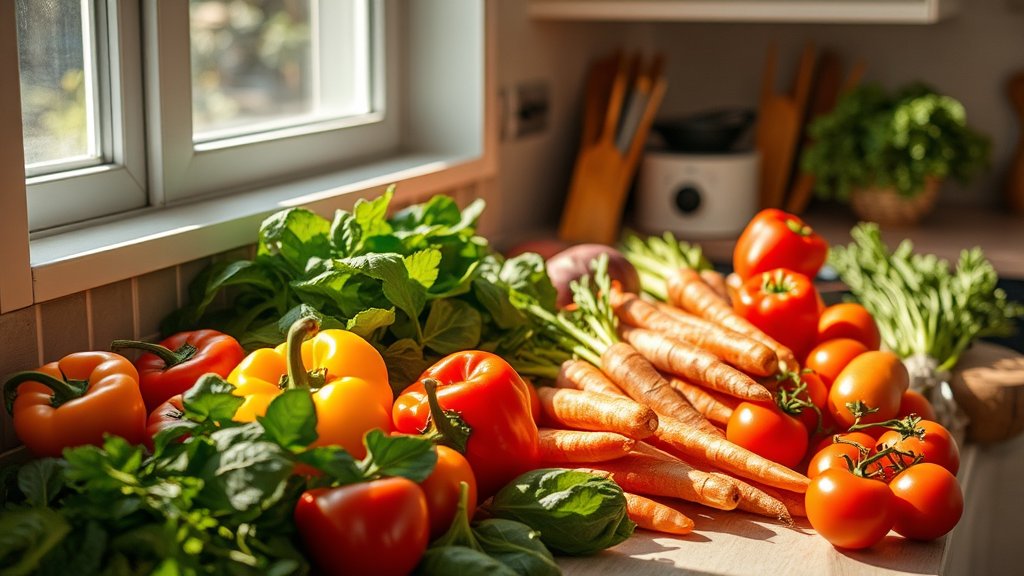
[190,0,372,141]
[16,0,99,173]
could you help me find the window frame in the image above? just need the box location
[0,0,496,311]
[145,0,401,207]
[24,0,149,232]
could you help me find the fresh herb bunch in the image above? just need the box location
[0,374,439,576]
[801,83,990,201]
[829,223,1023,371]
[162,188,557,393]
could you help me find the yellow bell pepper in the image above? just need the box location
[227,316,393,458]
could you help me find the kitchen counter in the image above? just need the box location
[692,204,1024,279]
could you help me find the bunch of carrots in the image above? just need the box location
[512,254,815,536]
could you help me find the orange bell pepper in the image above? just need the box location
[227,316,393,459]
[3,351,148,457]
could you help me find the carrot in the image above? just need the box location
[624,492,695,535]
[554,358,627,398]
[536,386,659,440]
[537,428,635,463]
[610,290,778,377]
[699,269,731,304]
[650,415,811,493]
[572,453,741,511]
[619,325,772,402]
[665,267,797,367]
[666,375,735,426]
[599,342,722,436]
[747,480,807,519]
[633,441,792,524]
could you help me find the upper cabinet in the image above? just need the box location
[527,0,959,24]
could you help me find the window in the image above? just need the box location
[17,0,397,231]
[2,0,490,310]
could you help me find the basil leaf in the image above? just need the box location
[258,207,332,275]
[207,440,294,513]
[473,519,561,576]
[295,446,362,485]
[17,458,66,508]
[258,389,318,451]
[487,468,635,556]
[383,338,431,395]
[415,545,518,576]
[422,299,482,355]
[334,253,427,322]
[182,374,244,425]
[406,249,443,289]
[359,429,437,482]
[0,508,71,576]
[346,307,397,339]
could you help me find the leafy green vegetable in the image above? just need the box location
[801,82,990,201]
[426,482,560,576]
[829,222,1023,370]
[162,188,556,394]
[486,468,635,556]
[415,546,519,576]
[0,375,438,575]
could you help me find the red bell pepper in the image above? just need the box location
[734,268,824,361]
[392,350,540,498]
[145,393,186,452]
[733,208,829,281]
[111,329,245,412]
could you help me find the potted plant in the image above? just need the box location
[801,82,990,226]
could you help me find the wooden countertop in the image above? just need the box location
[692,204,1024,278]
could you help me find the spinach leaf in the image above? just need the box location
[359,429,437,482]
[258,389,319,452]
[486,468,635,556]
[415,546,518,576]
[473,519,561,576]
[17,458,66,507]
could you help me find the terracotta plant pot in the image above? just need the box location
[849,177,940,227]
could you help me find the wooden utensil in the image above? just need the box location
[559,53,667,245]
[785,50,844,214]
[1005,70,1024,215]
[756,43,816,210]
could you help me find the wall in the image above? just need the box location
[494,0,1024,237]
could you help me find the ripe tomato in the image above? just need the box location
[420,445,478,539]
[896,389,938,421]
[817,303,881,351]
[889,463,964,541]
[779,371,828,434]
[726,402,808,469]
[807,432,879,479]
[294,477,429,576]
[828,351,909,430]
[811,431,878,457]
[804,338,869,388]
[877,420,960,475]
[805,469,895,549]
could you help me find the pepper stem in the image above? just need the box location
[785,217,814,237]
[110,339,198,369]
[4,371,89,414]
[420,378,472,454]
[285,316,321,390]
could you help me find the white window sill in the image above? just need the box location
[29,151,494,303]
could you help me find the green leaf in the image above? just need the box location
[406,249,443,289]
[62,437,145,493]
[258,208,333,274]
[346,307,397,340]
[161,259,277,334]
[415,546,518,576]
[258,389,318,452]
[295,446,363,484]
[208,440,294,512]
[382,338,431,396]
[0,508,71,576]
[35,520,107,576]
[422,299,482,355]
[182,374,245,425]
[486,468,635,556]
[17,458,66,507]
[334,253,427,322]
[360,429,437,482]
[473,519,561,576]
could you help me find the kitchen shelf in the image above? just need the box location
[527,0,959,24]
